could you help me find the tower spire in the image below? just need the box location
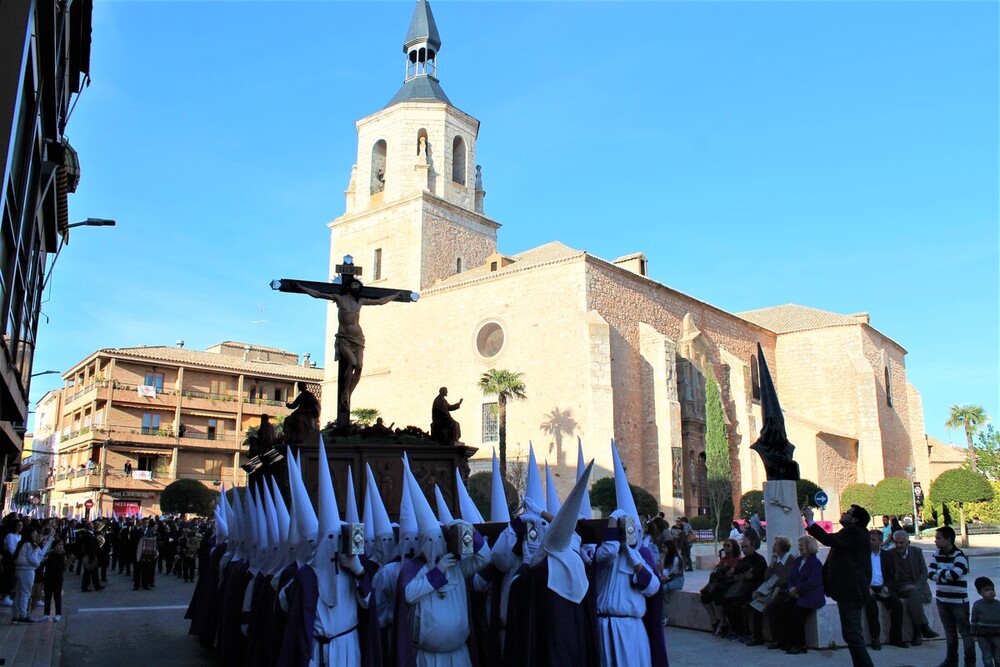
[387,0,450,107]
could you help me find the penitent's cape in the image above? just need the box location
[502,559,599,667]
[638,545,669,667]
[217,560,252,667]
[277,564,320,667]
[244,571,276,667]
[186,540,226,646]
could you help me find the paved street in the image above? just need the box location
[59,564,214,667]
[38,539,998,666]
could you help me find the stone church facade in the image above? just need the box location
[318,0,930,518]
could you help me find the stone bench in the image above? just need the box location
[664,588,941,648]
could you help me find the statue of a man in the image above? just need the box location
[431,386,463,445]
[296,280,407,423]
[284,382,320,443]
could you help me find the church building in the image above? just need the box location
[318,0,931,518]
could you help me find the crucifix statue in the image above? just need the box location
[271,255,417,427]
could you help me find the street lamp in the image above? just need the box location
[904,464,920,540]
[42,217,117,293]
[30,370,59,378]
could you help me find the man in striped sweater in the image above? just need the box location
[929,525,977,667]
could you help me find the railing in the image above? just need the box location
[242,396,287,407]
[179,389,238,402]
[60,426,93,443]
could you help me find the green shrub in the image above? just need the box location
[841,484,875,515]
[589,477,660,518]
[796,479,823,510]
[964,481,1000,523]
[873,477,915,516]
[740,490,764,519]
[161,478,216,516]
[689,515,714,530]
[466,471,516,520]
[930,469,995,507]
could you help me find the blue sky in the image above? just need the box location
[31,1,998,450]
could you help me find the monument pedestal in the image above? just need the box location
[763,480,804,560]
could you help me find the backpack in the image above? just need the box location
[139,536,157,562]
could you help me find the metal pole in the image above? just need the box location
[911,480,920,540]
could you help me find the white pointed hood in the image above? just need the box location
[545,462,561,515]
[611,439,642,537]
[398,469,418,558]
[576,437,593,520]
[366,463,396,563]
[286,447,315,565]
[403,454,445,564]
[455,468,484,524]
[314,434,343,605]
[524,442,545,514]
[363,486,375,558]
[434,485,454,523]
[215,483,229,543]
[535,459,594,604]
[269,476,291,570]
[490,449,510,523]
[261,481,281,575]
[345,465,360,524]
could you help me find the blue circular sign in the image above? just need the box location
[814,491,829,508]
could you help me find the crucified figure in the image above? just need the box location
[296,279,408,424]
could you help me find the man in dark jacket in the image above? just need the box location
[804,504,874,667]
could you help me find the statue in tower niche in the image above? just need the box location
[749,343,800,480]
[271,255,417,427]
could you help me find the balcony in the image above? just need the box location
[104,470,168,492]
[62,380,103,408]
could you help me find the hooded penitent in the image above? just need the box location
[434,485,454,523]
[363,483,375,558]
[287,446,317,565]
[490,449,510,523]
[611,439,642,541]
[261,481,282,575]
[524,442,545,515]
[544,462,561,515]
[313,434,343,605]
[366,463,396,564]
[534,460,594,603]
[269,476,291,572]
[576,438,593,520]
[455,468,484,524]
[345,465,360,524]
[215,483,229,543]
[402,455,446,566]
[398,466,419,559]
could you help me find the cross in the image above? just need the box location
[271,255,417,427]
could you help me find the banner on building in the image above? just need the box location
[137,385,156,398]
[132,470,152,480]
[113,501,140,516]
[672,447,683,499]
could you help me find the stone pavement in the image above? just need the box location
[0,605,61,667]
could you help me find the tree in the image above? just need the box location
[946,404,991,472]
[795,479,823,512]
[160,478,216,516]
[740,490,764,519]
[589,477,659,518]
[929,468,995,547]
[873,478,915,517]
[841,483,876,516]
[351,407,380,426]
[539,407,578,469]
[973,425,1000,481]
[704,374,732,540]
[478,369,527,479]
[466,471,517,520]
[964,481,1000,524]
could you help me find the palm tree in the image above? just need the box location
[478,369,527,479]
[946,404,991,472]
[539,407,578,468]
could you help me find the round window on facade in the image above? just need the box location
[476,322,505,358]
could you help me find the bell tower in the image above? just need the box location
[331,0,499,293]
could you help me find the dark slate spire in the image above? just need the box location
[386,0,450,108]
[403,0,441,53]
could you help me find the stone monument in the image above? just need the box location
[749,343,804,558]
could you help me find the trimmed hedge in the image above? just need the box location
[590,477,659,518]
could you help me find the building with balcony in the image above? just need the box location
[0,0,95,502]
[49,341,322,517]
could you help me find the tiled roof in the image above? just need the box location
[97,345,324,381]
[209,341,297,355]
[736,304,870,334]
[425,241,585,292]
[385,75,451,108]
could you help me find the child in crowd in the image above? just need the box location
[972,577,1000,667]
[41,539,65,622]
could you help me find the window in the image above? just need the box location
[141,413,161,435]
[273,387,284,402]
[750,355,760,400]
[452,136,466,184]
[371,140,387,194]
[249,386,257,402]
[137,456,155,473]
[476,322,505,358]
[210,380,229,399]
[456,257,463,274]
[490,261,498,272]
[373,248,382,280]
[205,457,222,479]
[482,403,499,443]
[144,372,164,390]
[885,367,893,407]
[207,419,217,440]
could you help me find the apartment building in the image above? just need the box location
[51,341,323,517]
[0,0,95,499]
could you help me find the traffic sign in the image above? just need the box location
[84,499,94,509]
[814,491,829,509]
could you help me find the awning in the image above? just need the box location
[183,410,233,419]
[110,447,168,456]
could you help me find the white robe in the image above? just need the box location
[373,559,401,628]
[403,543,491,666]
[594,542,658,667]
[310,564,371,667]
